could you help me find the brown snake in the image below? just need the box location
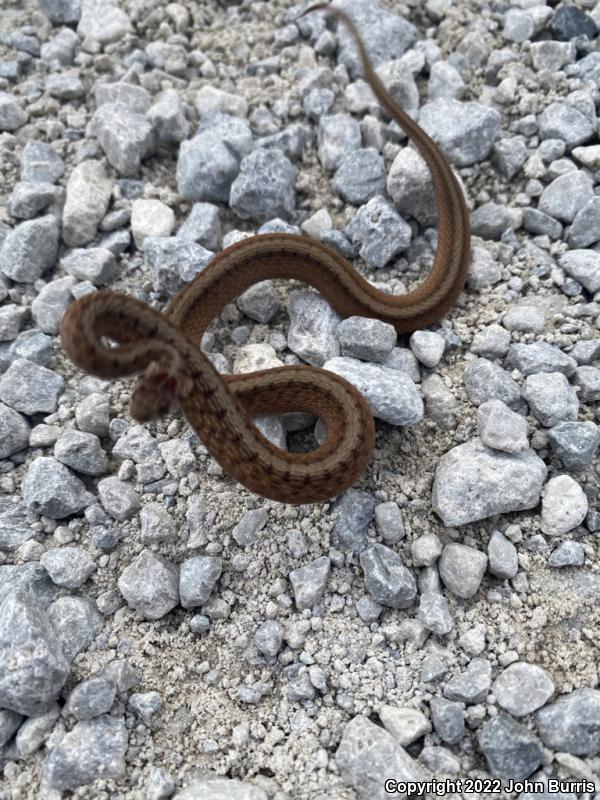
[60,5,470,504]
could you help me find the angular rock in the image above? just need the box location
[378,705,431,747]
[54,429,109,476]
[536,689,600,755]
[559,250,600,294]
[478,715,543,780]
[77,0,133,45]
[432,439,547,527]
[22,457,91,519]
[67,677,117,721]
[0,592,69,716]
[289,556,330,611]
[0,91,27,131]
[144,236,214,295]
[523,372,579,427]
[324,357,423,426]
[118,550,179,620]
[345,194,411,269]
[179,556,222,609]
[60,248,116,286]
[20,140,65,184]
[444,658,491,704]
[0,217,59,283]
[337,316,397,363]
[506,342,576,377]
[429,698,464,745]
[487,530,518,579]
[38,0,81,24]
[0,562,61,609]
[40,546,96,589]
[538,171,594,224]
[62,160,112,247]
[0,402,30,458]
[336,716,428,800]
[463,358,523,411]
[287,289,341,366]
[419,98,501,166]
[31,275,77,334]
[97,476,139,521]
[476,399,529,453]
[547,420,600,470]
[47,595,103,661]
[360,543,416,609]
[43,715,127,791]
[230,148,295,222]
[331,489,376,553]
[91,103,155,176]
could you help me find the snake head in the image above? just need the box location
[130,361,193,422]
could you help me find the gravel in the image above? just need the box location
[0,592,69,716]
[535,688,600,755]
[492,661,555,717]
[478,714,544,780]
[0,0,599,796]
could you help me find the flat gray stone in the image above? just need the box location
[547,420,600,470]
[506,342,577,377]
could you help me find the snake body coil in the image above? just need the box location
[60,7,470,504]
